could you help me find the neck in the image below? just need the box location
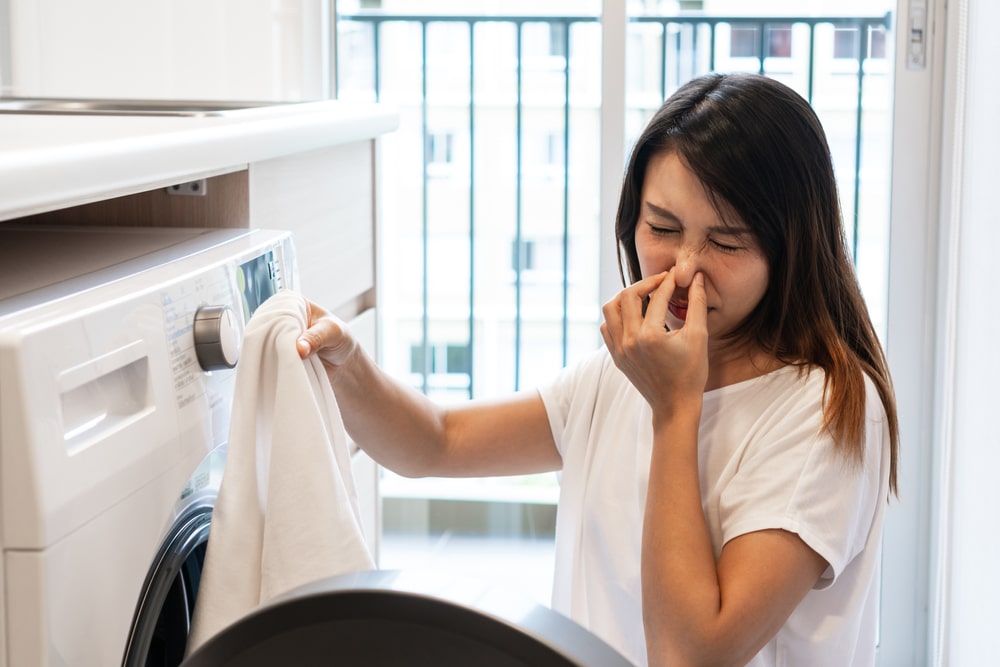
[705,342,784,391]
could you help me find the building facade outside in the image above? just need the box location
[337,0,893,505]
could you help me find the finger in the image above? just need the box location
[622,272,670,323]
[297,299,330,358]
[682,272,709,333]
[599,321,613,350]
[601,292,627,351]
[296,315,345,361]
[297,323,330,359]
[630,271,670,299]
[618,280,645,320]
[642,271,675,331]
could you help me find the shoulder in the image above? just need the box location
[537,346,642,452]
[704,365,826,430]
[539,346,629,405]
[709,363,884,422]
[712,365,890,580]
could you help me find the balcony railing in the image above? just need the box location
[336,10,893,400]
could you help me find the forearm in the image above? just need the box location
[324,344,452,477]
[642,406,733,666]
[644,405,810,667]
[322,344,561,478]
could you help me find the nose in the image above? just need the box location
[672,244,699,287]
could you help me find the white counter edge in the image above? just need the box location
[0,102,399,221]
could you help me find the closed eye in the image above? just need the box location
[646,223,679,236]
[710,238,743,253]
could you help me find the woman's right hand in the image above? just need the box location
[295,298,358,367]
[600,269,709,415]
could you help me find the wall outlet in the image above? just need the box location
[166,179,208,196]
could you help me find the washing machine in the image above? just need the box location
[0,224,297,666]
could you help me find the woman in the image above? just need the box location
[296,72,899,666]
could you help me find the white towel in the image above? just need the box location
[186,290,375,653]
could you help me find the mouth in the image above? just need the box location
[668,299,688,321]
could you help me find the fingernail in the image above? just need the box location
[296,338,311,355]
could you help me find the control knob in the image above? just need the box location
[193,305,240,371]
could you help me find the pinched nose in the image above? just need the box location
[672,249,699,287]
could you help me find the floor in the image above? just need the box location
[378,531,556,608]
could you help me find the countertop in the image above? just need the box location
[0,100,399,222]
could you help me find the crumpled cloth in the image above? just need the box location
[187,290,375,653]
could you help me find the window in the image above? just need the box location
[730,26,759,58]
[868,26,887,59]
[446,344,470,375]
[410,342,471,376]
[522,130,565,180]
[510,237,568,282]
[767,25,792,58]
[833,27,860,59]
[548,21,567,57]
[512,239,536,272]
[545,132,564,167]
[338,5,904,631]
[427,131,454,165]
[730,24,791,59]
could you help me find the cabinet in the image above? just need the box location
[11,139,377,318]
[0,110,394,560]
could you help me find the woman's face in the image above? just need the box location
[634,151,770,341]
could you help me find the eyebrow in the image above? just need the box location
[643,201,750,235]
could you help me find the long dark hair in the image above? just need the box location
[615,72,898,495]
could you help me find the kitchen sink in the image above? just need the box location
[0,97,307,117]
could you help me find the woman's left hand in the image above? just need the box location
[600,270,709,414]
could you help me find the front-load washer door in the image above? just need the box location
[121,499,213,667]
[179,569,633,666]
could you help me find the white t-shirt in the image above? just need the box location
[538,347,890,667]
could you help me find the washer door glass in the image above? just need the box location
[122,502,212,667]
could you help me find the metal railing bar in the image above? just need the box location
[758,22,767,74]
[673,24,682,87]
[691,25,701,83]
[629,14,890,28]
[851,21,869,260]
[340,12,889,28]
[807,23,816,103]
[340,13,599,24]
[659,23,668,103]
[709,22,716,72]
[373,21,382,101]
[561,22,571,368]
[468,19,476,399]
[420,21,431,394]
[514,21,524,391]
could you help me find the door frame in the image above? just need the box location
[881,0,957,663]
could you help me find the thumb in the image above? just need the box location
[295,336,313,359]
[297,316,353,364]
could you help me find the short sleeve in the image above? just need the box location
[717,374,888,586]
[537,347,610,458]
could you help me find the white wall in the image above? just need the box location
[937,0,1000,661]
[885,1,999,662]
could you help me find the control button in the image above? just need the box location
[193,305,240,371]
